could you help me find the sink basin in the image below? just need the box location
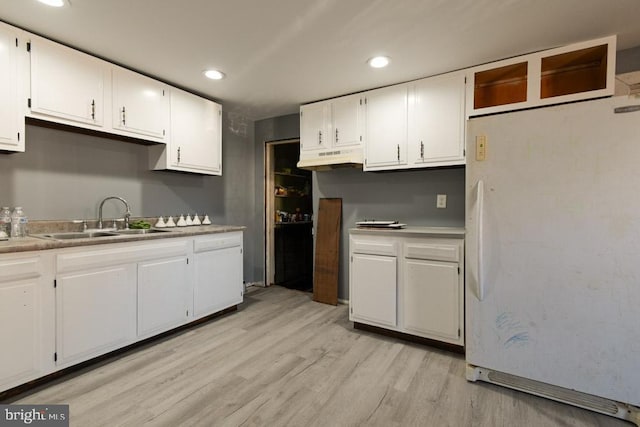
[116,228,172,235]
[39,231,120,240]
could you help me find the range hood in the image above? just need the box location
[297,148,363,171]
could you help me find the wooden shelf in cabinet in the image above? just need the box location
[473,62,528,109]
[274,172,308,179]
[540,43,607,99]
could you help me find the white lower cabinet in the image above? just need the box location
[349,228,464,347]
[0,252,55,392]
[0,231,244,393]
[350,253,397,327]
[193,232,243,319]
[403,259,460,343]
[56,264,137,367]
[137,255,190,338]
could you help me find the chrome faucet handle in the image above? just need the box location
[72,219,88,231]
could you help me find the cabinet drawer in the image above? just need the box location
[404,243,459,262]
[57,240,190,273]
[0,255,42,282]
[194,232,243,253]
[351,238,397,256]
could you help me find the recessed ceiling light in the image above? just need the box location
[36,0,68,7]
[204,69,225,80]
[368,56,390,69]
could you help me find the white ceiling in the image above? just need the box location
[2,0,640,121]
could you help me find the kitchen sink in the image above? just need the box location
[116,228,172,235]
[38,231,120,240]
[34,228,173,240]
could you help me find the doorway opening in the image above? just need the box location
[265,139,313,292]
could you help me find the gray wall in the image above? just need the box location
[251,114,465,300]
[0,113,258,281]
[314,167,465,301]
[617,45,640,74]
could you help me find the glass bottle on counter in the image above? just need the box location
[0,207,11,237]
[10,207,28,238]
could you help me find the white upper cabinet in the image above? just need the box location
[112,66,169,142]
[170,89,221,174]
[300,94,364,152]
[331,94,364,148]
[468,35,616,116]
[149,87,222,175]
[363,84,408,170]
[29,36,107,127]
[0,22,25,153]
[298,93,364,169]
[300,101,328,152]
[407,72,466,167]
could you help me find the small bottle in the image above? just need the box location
[11,207,27,238]
[0,207,11,237]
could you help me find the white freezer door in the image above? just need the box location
[465,96,640,406]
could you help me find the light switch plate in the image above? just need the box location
[476,135,487,161]
[437,194,447,209]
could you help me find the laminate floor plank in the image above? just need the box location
[8,286,627,427]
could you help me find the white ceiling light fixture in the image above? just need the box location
[204,69,225,80]
[368,56,390,68]
[36,0,68,7]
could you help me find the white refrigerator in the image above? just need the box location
[465,96,640,425]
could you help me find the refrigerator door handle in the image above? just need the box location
[476,180,485,301]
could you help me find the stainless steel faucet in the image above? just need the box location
[98,196,131,229]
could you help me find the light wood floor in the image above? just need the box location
[9,286,626,426]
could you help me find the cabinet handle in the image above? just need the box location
[177,146,181,163]
[91,99,96,120]
[319,130,322,144]
[121,106,126,126]
[335,128,339,143]
[475,180,485,301]
[397,144,400,161]
[420,141,424,159]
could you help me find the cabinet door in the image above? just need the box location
[112,67,168,140]
[364,84,407,170]
[331,94,363,148]
[137,256,189,337]
[169,89,221,175]
[194,245,243,318]
[56,264,136,367]
[0,23,24,152]
[403,259,460,342]
[408,73,465,166]
[300,102,328,152]
[30,36,106,127]
[0,280,40,390]
[350,253,397,327]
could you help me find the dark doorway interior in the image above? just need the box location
[272,142,313,292]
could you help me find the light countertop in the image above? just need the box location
[0,224,246,254]
[349,226,465,238]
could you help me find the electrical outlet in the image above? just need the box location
[437,194,447,209]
